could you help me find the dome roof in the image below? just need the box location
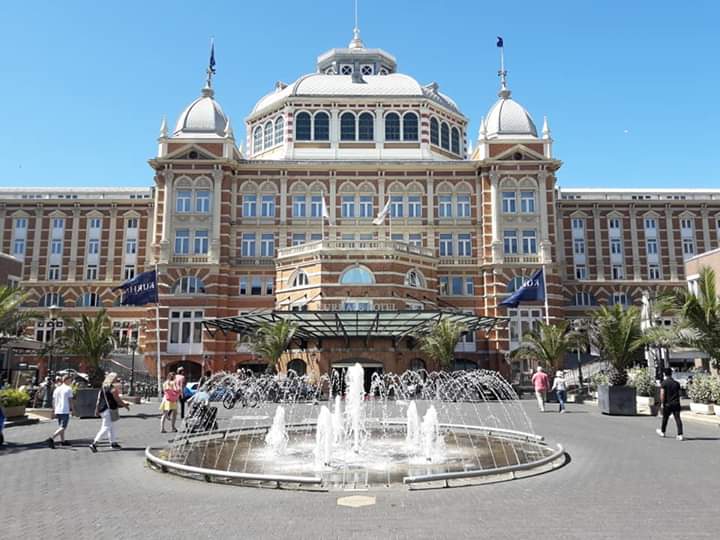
[173,87,228,138]
[250,73,461,116]
[484,94,537,139]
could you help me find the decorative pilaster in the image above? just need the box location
[30,206,43,281]
[664,205,678,281]
[68,207,81,281]
[629,207,641,281]
[210,168,223,263]
[592,206,604,280]
[106,206,118,281]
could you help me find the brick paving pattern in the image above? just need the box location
[1,401,720,539]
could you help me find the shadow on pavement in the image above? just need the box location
[0,441,51,455]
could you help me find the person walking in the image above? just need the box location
[551,370,567,413]
[531,366,550,412]
[89,373,131,452]
[46,374,74,448]
[656,367,684,441]
[175,366,187,419]
[160,371,179,433]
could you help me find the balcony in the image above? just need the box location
[171,255,210,265]
[277,240,435,259]
[234,257,276,266]
[502,255,542,265]
[439,257,476,266]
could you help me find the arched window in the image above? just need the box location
[290,270,309,288]
[263,121,273,149]
[340,112,356,141]
[385,113,400,141]
[451,127,460,154]
[430,118,439,145]
[173,276,206,295]
[404,269,425,288]
[440,122,450,150]
[339,265,375,284]
[78,292,101,308]
[314,112,329,140]
[295,112,311,141]
[274,117,284,145]
[403,113,418,141]
[253,126,263,154]
[39,293,64,307]
[358,113,374,141]
[287,359,307,376]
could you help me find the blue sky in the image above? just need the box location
[1,0,718,189]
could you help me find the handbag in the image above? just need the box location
[103,387,120,422]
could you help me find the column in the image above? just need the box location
[145,204,155,267]
[106,206,118,281]
[665,205,678,281]
[701,208,711,254]
[0,205,6,253]
[30,206,44,281]
[210,169,223,264]
[425,175,435,250]
[329,175,337,226]
[489,171,502,263]
[68,207,81,281]
[377,176,386,240]
[159,170,173,264]
[279,176,287,225]
[592,206,604,280]
[538,171,551,264]
[629,207,641,281]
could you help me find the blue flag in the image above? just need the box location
[496,36,504,48]
[499,268,544,308]
[209,41,216,74]
[115,270,158,306]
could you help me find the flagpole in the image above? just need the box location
[542,264,550,325]
[154,263,162,397]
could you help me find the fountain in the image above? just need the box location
[148,363,565,489]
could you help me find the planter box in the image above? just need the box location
[715,405,720,417]
[73,388,100,418]
[636,395,656,416]
[690,402,714,415]
[3,405,27,419]
[598,385,636,416]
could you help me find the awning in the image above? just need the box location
[203,310,504,342]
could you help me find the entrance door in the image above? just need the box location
[331,361,384,393]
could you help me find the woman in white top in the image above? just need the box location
[551,370,567,413]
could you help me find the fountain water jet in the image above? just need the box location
[345,363,365,452]
[420,405,445,463]
[314,406,334,468]
[264,405,288,456]
[406,401,421,454]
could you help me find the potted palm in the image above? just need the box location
[57,310,116,417]
[687,374,714,415]
[591,304,644,415]
[418,319,466,371]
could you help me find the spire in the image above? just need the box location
[203,37,217,97]
[159,116,167,138]
[224,117,234,139]
[496,36,511,99]
[348,0,365,49]
[542,116,551,139]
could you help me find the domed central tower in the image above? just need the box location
[246,28,467,161]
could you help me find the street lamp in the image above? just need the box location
[572,319,588,395]
[129,336,138,397]
[42,304,60,408]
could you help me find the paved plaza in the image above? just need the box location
[1,400,720,539]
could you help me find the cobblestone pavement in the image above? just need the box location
[2,399,720,540]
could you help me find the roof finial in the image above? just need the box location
[349,0,365,49]
[203,37,217,97]
[479,116,487,139]
[224,117,234,139]
[159,115,168,138]
[542,115,551,139]
[496,36,511,99]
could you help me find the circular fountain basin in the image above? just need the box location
[146,421,563,489]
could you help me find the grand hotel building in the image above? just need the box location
[2,31,720,381]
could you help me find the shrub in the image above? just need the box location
[589,372,608,391]
[0,388,31,408]
[628,367,657,397]
[708,376,720,405]
[687,374,713,404]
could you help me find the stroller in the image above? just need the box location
[185,392,218,433]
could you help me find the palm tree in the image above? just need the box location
[0,286,33,342]
[59,310,116,387]
[590,304,644,386]
[419,318,466,370]
[510,321,580,372]
[247,320,298,373]
[654,266,720,368]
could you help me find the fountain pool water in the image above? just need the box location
[147,364,564,489]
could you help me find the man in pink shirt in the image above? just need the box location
[531,366,550,412]
[175,367,187,419]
